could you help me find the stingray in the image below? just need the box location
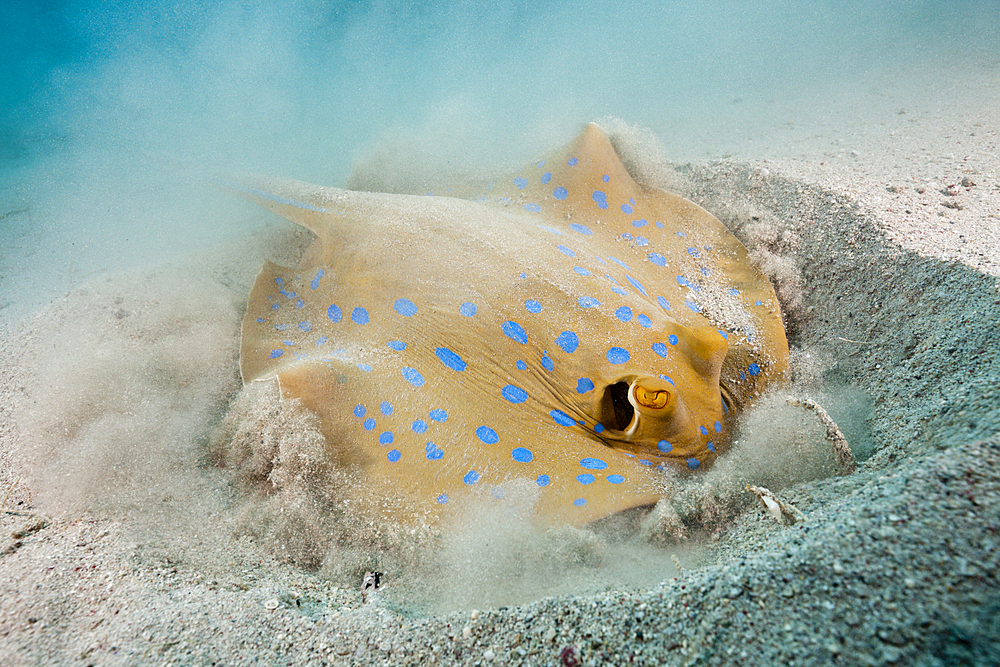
[219,123,789,526]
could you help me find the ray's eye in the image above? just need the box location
[634,386,669,410]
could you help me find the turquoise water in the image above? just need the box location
[2,1,998,319]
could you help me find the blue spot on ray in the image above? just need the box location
[524,203,541,212]
[576,378,595,393]
[557,244,576,257]
[524,299,543,313]
[394,298,418,317]
[512,447,533,462]
[463,470,480,485]
[578,296,600,309]
[476,426,499,444]
[577,474,595,485]
[580,457,608,470]
[615,306,633,322]
[513,176,528,189]
[460,302,477,317]
[550,409,575,427]
[607,347,630,364]
[401,367,425,386]
[387,449,401,462]
[502,321,528,344]
[592,190,608,209]
[627,275,647,296]
[569,222,591,234]
[351,307,369,324]
[310,269,324,290]
[327,304,342,322]
[380,401,393,415]
[502,385,528,403]
[435,347,467,371]
[553,187,568,200]
[387,340,406,351]
[555,331,579,353]
[541,353,554,371]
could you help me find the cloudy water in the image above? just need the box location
[3,0,997,315]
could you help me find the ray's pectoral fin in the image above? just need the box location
[240,259,297,383]
[210,172,350,239]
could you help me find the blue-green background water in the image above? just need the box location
[1,0,998,317]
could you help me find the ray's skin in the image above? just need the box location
[223,123,789,526]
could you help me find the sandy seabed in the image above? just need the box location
[2,67,999,666]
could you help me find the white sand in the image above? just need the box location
[2,66,999,666]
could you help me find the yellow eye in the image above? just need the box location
[635,386,669,409]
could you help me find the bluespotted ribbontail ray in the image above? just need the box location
[219,123,789,526]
